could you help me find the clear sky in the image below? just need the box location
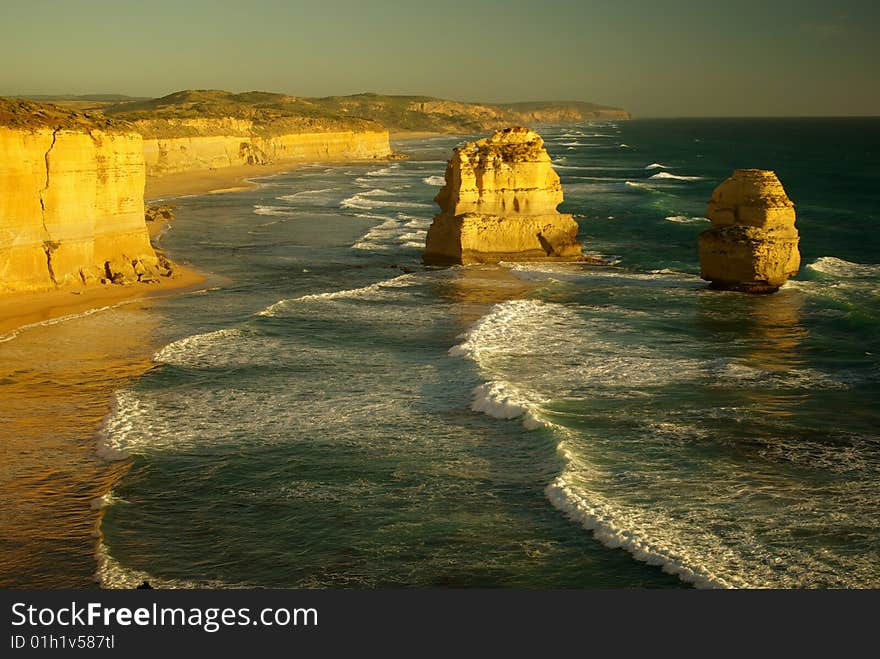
[2,0,878,117]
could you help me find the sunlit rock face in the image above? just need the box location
[698,169,800,293]
[0,122,161,293]
[136,118,392,177]
[424,127,584,264]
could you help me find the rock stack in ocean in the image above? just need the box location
[698,169,800,293]
[423,127,584,264]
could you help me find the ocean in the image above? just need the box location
[4,118,879,588]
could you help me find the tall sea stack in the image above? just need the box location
[423,127,583,264]
[698,169,800,293]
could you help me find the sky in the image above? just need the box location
[2,0,878,117]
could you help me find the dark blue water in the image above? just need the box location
[94,118,879,588]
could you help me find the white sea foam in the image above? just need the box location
[95,540,243,589]
[422,175,446,186]
[504,262,698,286]
[649,172,704,181]
[340,188,433,211]
[470,381,549,429]
[402,216,431,229]
[90,492,124,510]
[545,460,736,589]
[275,187,340,205]
[253,205,296,217]
[449,291,879,588]
[710,360,851,390]
[351,218,403,250]
[95,389,145,461]
[152,327,245,368]
[365,165,398,177]
[665,215,710,224]
[0,302,133,344]
[645,163,669,170]
[259,273,417,316]
[447,298,749,587]
[807,256,880,278]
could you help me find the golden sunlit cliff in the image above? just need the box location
[0,100,164,293]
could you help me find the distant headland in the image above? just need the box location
[16,89,632,133]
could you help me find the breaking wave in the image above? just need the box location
[806,256,880,278]
[649,172,704,181]
[340,189,433,211]
[665,215,710,224]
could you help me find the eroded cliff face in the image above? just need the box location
[424,127,584,264]
[0,122,161,293]
[698,169,800,293]
[135,118,392,177]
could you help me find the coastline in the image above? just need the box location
[4,142,439,341]
[2,139,429,586]
[3,158,309,336]
[144,160,305,200]
[0,266,206,340]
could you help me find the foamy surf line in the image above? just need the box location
[545,443,737,589]
[258,273,416,316]
[806,256,880,278]
[665,215,710,224]
[468,381,550,430]
[447,300,563,430]
[95,536,249,589]
[447,299,738,588]
[649,172,705,181]
[0,299,137,344]
[340,188,433,211]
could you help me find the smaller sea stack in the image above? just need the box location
[423,127,584,264]
[698,169,800,293]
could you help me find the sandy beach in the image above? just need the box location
[0,266,206,339]
[144,161,304,200]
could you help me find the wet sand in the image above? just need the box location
[0,284,182,586]
[0,267,205,340]
[144,161,304,200]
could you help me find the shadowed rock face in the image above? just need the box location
[424,127,584,265]
[698,169,800,293]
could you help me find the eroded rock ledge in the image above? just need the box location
[698,169,800,293]
[424,127,584,264]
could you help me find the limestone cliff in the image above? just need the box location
[0,100,162,293]
[424,127,584,264]
[135,118,392,177]
[698,169,800,293]
[492,101,631,123]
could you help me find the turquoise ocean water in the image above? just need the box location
[17,118,880,588]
